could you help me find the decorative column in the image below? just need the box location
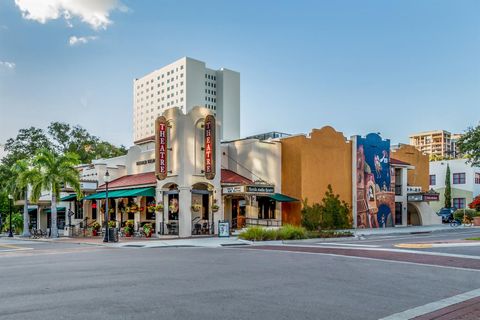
[115,199,121,228]
[178,186,192,237]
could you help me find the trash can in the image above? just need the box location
[108,228,118,242]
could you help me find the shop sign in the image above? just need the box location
[204,115,216,180]
[423,194,440,201]
[155,116,168,180]
[407,194,423,202]
[223,186,245,194]
[246,185,274,193]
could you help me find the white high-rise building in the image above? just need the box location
[133,57,240,143]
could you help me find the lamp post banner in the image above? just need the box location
[155,116,168,180]
[204,115,216,180]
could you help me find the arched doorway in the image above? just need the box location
[161,183,179,235]
[191,182,214,235]
[407,203,422,226]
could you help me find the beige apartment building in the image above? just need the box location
[409,130,462,158]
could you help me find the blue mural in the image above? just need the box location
[355,133,395,228]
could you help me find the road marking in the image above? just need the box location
[396,242,480,249]
[233,247,480,273]
[379,288,480,320]
[316,242,380,248]
[0,244,32,252]
[275,243,480,260]
[395,244,433,249]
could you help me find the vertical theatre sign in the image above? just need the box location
[155,116,168,180]
[204,115,216,180]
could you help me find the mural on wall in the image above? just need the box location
[356,133,395,228]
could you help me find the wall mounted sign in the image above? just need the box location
[223,186,245,194]
[246,185,275,193]
[204,115,216,180]
[155,116,168,180]
[423,194,440,201]
[136,159,155,166]
[407,186,422,194]
[407,194,423,202]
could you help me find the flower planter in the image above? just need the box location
[92,230,98,236]
[473,217,480,226]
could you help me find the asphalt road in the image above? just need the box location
[0,231,479,320]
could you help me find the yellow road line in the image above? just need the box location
[395,243,433,249]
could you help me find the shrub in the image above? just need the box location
[1,212,23,234]
[301,185,352,231]
[238,225,308,241]
[277,224,307,240]
[454,209,478,221]
[308,230,354,238]
[238,226,268,241]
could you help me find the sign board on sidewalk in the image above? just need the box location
[218,220,230,237]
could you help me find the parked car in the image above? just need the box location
[436,207,456,223]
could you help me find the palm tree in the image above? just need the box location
[30,149,81,238]
[11,159,42,237]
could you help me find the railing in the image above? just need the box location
[245,218,281,227]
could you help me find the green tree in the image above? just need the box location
[48,122,127,163]
[458,124,480,166]
[30,149,82,238]
[301,185,351,230]
[445,164,452,208]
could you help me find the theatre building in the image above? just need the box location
[62,107,294,238]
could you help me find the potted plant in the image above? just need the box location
[191,200,202,212]
[91,221,101,236]
[147,204,155,213]
[143,223,153,238]
[108,220,117,229]
[128,203,139,213]
[124,220,134,237]
[211,203,220,212]
[155,204,164,211]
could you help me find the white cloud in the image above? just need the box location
[14,0,126,30]
[0,61,16,69]
[69,35,98,46]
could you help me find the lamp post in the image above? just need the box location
[8,194,13,237]
[103,170,111,243]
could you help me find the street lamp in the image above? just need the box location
[103,170,111,243]
[8,194,13,238]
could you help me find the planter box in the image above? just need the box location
[473,217,480,226]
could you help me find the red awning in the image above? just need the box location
[98,172,156,190]
[221,169,252,185]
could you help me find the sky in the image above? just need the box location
[0,0,479,147]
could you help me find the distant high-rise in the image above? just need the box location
[133,57,240,143]
[409,130,463,158]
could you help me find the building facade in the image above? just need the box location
[429,159,480,213]
[409,130,462,158]
[133,57,240,143]
[281,128,440,228]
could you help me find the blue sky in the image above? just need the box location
[0,0,479,147]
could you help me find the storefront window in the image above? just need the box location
[257,197,276,219]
